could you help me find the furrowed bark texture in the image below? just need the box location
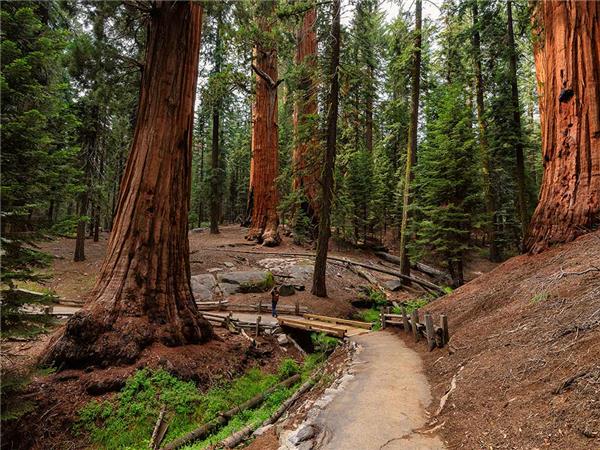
[247,2,281,247]
[526,0,600,253]
[293,8,320,228]
[44,2,212,368]
[312,0,340,297]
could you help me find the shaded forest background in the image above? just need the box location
[2,0,542,294]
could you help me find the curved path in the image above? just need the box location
[314,331,444,450]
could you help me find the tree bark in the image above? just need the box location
[247,0,281,247]
[526,0,600,253]
[507,0,529,244]
[312,0,341,298]
[472,1,500,262]
[74,192,88,262]
[210,14,223,235]
[293,7,320,229]
[44,1,212,369]
[398,0,422,278]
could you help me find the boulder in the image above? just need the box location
[191,274,217,301]
[276,334,290,345]
[217,271,274,293]
[383,279,403,292]
[279,284,296,296]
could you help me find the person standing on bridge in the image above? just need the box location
[270,286,280,317]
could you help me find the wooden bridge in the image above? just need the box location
[277,314,372,338]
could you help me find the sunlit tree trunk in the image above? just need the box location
[293,7,320,229]
[398,0,422,278]
[247,0,281,246]
[44,2,211,368]
[526,0,600,253]
[312,0,340,297]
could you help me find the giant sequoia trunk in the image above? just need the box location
[526,1,600,253]
[44,2,212,368]
[312,0,340,298]
[292,8,320,229]
[247,1,281,247]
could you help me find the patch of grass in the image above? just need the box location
[357,308,382,331]
[391,298,429,315]
[530,291,549,304]
[76,356,323,450]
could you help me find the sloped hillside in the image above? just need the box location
[420,232,600,449]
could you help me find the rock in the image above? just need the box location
[279,284,296,296]
[253,424,273,436]
[191,274,217,301]
[223,262,235,268]
[219,282,240,296]
[277,334,290,345]
[383,279,403,291]
[217,271,274,293]
[290,425,315,445]
[297,440,315,450]
[190,227,206,233]
[207,267,222,273]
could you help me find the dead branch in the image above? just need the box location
[435,366,464,416]
[554,266,600,280]
[251,64,284,89]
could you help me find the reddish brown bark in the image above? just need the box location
[44,2,212,368]
[526,1,600,253]
[247,2,281,247]
[292,8,320,227]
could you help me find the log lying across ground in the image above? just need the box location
[160,374,301,450]
[215,370,322,449]
[374,252,452,284]
[210,249,446,296]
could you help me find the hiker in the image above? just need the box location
[270,286,280,317]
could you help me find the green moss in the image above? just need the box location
[239,271,275,293]
[76,355,325,450]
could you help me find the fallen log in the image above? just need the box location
[160,374,300,450]
[216,371,321,449]
[374,252,452,283]
[210,249,446,296]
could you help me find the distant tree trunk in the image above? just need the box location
[247,0,281,247]
[196,119,206,229]
[93,204,100,242]
[293,7,320,229]
[74,192,88,262]
[365,64,374,153]
[526,0,600,253]
[210,15,222,235]
[44,2,211,369]
[312,0,340,298]
[472,1,500,262]
[398,0,422,278]
[507,0,528,245]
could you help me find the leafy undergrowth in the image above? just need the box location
[358,297,430,331]
[76,355,324,449]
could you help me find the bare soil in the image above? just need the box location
[409,231,600,449]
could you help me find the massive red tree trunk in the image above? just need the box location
[293,8,320,228]
[247,1,281,247]
[526,0,600,253]
[44,2,212,368]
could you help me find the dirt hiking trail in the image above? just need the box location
[314,331,444,450]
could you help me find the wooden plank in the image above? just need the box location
[303,314,372,330]
[440,314,449,345]
[401,305,410,332]
[411,310,419,342]
[425,313,435,351]
[278,318,346,338]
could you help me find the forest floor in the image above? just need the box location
[5,226,598,449]
[409,231,600,449]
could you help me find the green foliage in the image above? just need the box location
[358,286,387,308]
[357,308,381,331]
[391,298,428,315]
[310,332,340,354]
[278,358,301,380]
[76,355,322,450]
